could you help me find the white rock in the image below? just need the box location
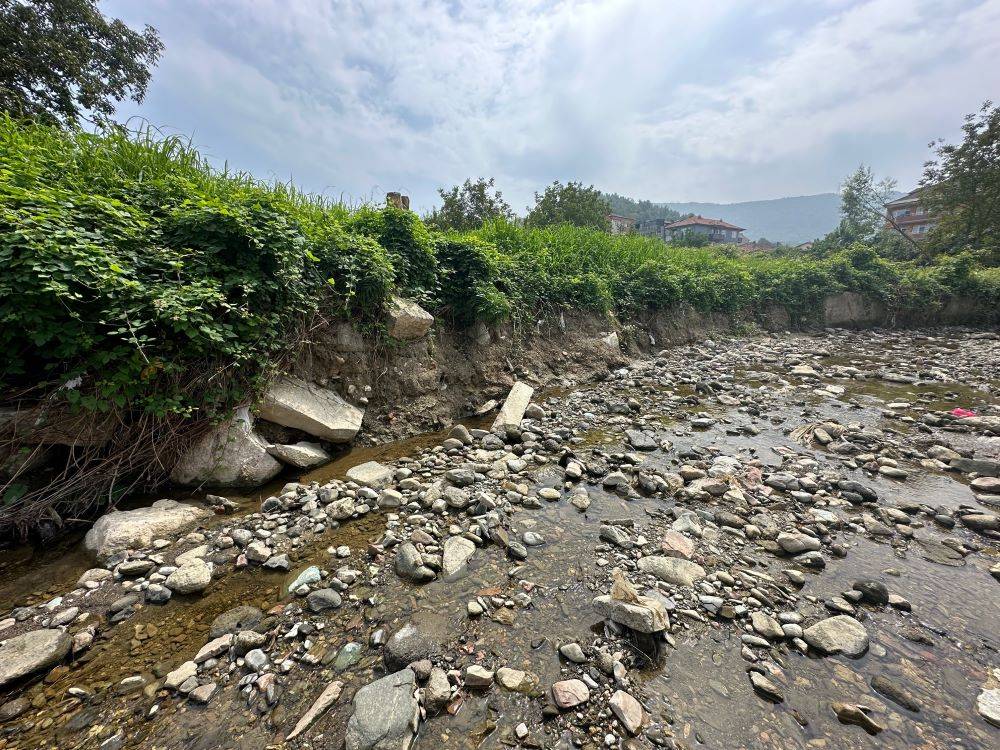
[84,500,212,561]
[491,382,534,432]
[267,441,331,469]
[259,377,363,442]
[171,407,282,488]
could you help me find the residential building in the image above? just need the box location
[663,215,745,244]
[885,188,938,239]
[635,217,672,241]
[608,214,635,235]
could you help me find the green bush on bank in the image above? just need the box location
[1,116,998,425]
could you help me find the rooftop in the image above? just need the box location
[664,215,745,231]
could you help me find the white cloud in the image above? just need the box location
[106,0,1000,209]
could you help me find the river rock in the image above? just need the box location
[171,407,282,488]
[424,667,451,710]
[77,568,113,587]
[442,536,476,576]
[287,680,344,740]
[971,476,1000,493]
[749,672,784,702]
[267,441,331,469]
[551,679,590,709]
[776,532,821,554]
[609,689,644,734]
[384,623,433,671]
[164,661,197,691]
[346,461,394,489]
[660,530,695,560]
[978,687,1000,727]
[0,629,72,690]
[307,588,343,613]
[395,543,435,583]
[871,675,921,712]
[345,669,419,750]
[751,611,784,639]
[803,615,869,657]
[165,560,212,594]
[853,579,889,606]
[84,499,212,560]
[259,377,363,443]
[210,606,263,638]
[287,565,322,593]
[593,594,669,633]
[637,556,706,587]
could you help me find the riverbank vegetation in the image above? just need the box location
[2,116,999,534]
[3,116,1000,421]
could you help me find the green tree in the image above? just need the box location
[921,101,1000,265]
[425,177,514,231]
[526,180,610,231]
[0,0,163,125]
[837,165,899,243]
[601,191,681,223]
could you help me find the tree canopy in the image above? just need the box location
[601,191,681,223]
[921,100,1000,265]
[526,180,610,231]
[425,177,514,231]
[837,165,897,243]
[0,0,163,125]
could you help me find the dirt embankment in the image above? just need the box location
[288,292,995,446]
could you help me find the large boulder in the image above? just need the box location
[387,297,434,341]
[259,377,363,443]
[345,669,419,750]
[171,407,282,488]
[0,630,72,690]
[84,499,212,561]
[491,382,534,432]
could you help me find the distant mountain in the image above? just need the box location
[663,194,841,244]
[602,192,848,244]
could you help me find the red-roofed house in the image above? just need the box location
[663,215,745,244]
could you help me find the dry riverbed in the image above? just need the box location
[1,327,999,750]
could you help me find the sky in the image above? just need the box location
[104,0,1000,214]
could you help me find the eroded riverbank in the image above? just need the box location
[1,328,999,750]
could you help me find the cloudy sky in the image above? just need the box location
[104,0,1000,213]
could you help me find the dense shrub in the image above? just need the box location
[347,205,438,303]
[432,234,510,326]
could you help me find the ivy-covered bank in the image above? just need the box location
[1,117,999,534]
